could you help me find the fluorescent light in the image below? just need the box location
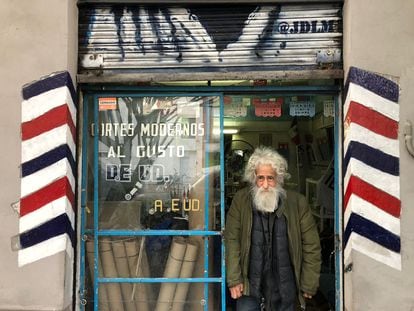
[223,128,239,134]
[212,128,239,135]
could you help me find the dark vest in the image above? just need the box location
[249,207,297,310]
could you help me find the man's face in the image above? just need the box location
[255,164,277,190]
[252,164,281,213]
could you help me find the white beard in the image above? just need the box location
[252,184,286,213]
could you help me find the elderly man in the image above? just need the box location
[225,146,321,311]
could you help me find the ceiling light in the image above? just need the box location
[223,128,239,134]
[212,128,239,135]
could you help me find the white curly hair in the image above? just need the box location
[243,146,290,185]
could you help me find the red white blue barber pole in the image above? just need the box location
[344,67,401,270]
[17,71,76,266]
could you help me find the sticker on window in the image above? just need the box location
[289,101,315,117]
[98,97,117,111]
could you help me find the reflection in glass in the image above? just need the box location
[85,96,221,231]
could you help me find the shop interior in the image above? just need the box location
[222,92,336,310]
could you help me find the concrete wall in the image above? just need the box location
[343,0,414,310]
[0,1,77,310]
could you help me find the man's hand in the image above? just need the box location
[302,292,313,299]
[229,283,244,299]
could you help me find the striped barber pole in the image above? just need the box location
[344,67,401,270]
[18,71,77,267]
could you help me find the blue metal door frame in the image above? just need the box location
[78,84,342,311]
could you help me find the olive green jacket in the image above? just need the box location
[225,187,321,307]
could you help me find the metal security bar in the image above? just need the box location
[78,3,342,74]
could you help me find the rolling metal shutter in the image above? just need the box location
[78,3,342,77]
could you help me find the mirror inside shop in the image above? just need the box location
[83,92,336,310]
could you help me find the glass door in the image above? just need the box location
[221,92,339,310]
[79,93,225,311]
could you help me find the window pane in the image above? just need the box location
[83,282,222,311]
[85,236,222,310]
[85,95,222,231]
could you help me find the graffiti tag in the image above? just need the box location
[278,20,335,34]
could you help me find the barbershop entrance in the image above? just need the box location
[221,88,338,311]
[79,82,340,311]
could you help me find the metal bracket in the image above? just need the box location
[10,200,20,215]
[81,53,104,69]
[403,120,414,157]
[344,262,353,273]
[316,49,341,65]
